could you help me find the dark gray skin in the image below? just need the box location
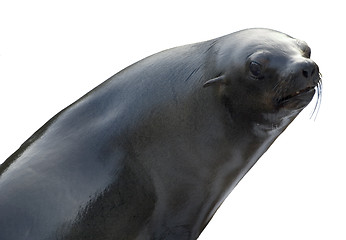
[0,28,321,240]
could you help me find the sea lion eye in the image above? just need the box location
[249,61,262,78]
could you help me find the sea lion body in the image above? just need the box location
[0,29,320,240]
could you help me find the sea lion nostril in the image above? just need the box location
[302,69,309,78]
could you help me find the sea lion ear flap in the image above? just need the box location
[203,75,227,88]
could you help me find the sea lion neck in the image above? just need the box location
[127,90,287,238]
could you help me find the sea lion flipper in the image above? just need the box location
[203,75,226,88]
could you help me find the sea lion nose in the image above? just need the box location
[301,60,319,81]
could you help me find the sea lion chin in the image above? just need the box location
[0,28,321,240]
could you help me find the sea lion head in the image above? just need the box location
[204,28,322,128]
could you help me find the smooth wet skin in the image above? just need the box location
[0,28,321,240]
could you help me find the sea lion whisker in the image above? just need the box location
[272,81,281,92]
[310,76,323,120]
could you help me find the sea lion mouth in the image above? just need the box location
[279,86,316,103]
[276,76,322,114]
[275,84,317,111]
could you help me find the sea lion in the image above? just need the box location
[0,28,321,240]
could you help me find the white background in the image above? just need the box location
[0,0,345,239]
